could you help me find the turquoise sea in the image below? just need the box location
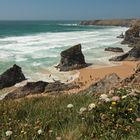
[0,21,129,82]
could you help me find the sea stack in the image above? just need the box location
[57,44,87,71]
[0,64,26,89]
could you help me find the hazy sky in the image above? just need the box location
[0,0,140,20]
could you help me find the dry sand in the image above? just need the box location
[69,61,138,93]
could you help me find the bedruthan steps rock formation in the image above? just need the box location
[0,64,26,89]
[56,44,88,71]
[109,20,140,61]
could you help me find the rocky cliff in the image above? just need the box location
[80,19,140,27]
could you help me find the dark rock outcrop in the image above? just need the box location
[79,73,120,95]
[104,47,124,53]
[80,19,139,27]
[109,42,140,61]
[4,81,48,100]
[0,64,26,89]
[57,44,87,71]
[121,63,140,86]
[4,81,79,100]
[121,25,140,45]
[45,81,79,93]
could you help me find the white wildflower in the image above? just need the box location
[37,129,43,135]
[121,95,127,99]
[82,117,85,120]
[109,107,112,110]
[99,94,108,100]
[105,98,111,102]
[67,104,74,109]
[5,130,13,136]
[56,136,62,140]
[88,103,96,111]
[109,90,114,95]
[99,94,110,102]
[79,107,87,114]
[49,130,53,133]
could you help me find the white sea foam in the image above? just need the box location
[0,26,129,81]
[58,24,78,26]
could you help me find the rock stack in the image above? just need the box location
[57,44,87,71]
[0,64,26,89]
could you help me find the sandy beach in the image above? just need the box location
[68,61,138,93]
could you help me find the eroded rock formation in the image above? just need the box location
[57,44,87,71]
[4,81,79,100]
[121,25,140,45]
[109,42,140,61]
[79,73,120,95]
[105,47,124,53]
[0,64,26,89]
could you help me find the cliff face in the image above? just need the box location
[80,19,140,27]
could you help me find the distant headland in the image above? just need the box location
[80,19,140,27]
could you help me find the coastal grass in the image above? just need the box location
[0,88,140,140]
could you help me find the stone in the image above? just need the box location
[4,81,48,100]
[56,44,87,71]
[79,73,120,95]
[0,64,26,89]
[4,81,79,100]
[104,47,124,52]
[121,23,140,45]
[45,81,79,93]
[109,42,140,61]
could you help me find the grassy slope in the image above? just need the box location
[0,88,140,140]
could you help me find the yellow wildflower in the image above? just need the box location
[112,101,116,105]
[128,108,133,111]
[125,128,128,131]
[21,130,24,134]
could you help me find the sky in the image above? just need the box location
[0,0,140,20]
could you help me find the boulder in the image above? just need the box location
[79,73,120,95]
[0,64,26,89]
[104,47,124,53]
[109,42,140,61]
[57,44,87,71]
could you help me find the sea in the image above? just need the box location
[0,20,129,82]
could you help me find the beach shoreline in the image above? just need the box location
[67,61,138,94]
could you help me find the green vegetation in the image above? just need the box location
[0,88,140,140]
